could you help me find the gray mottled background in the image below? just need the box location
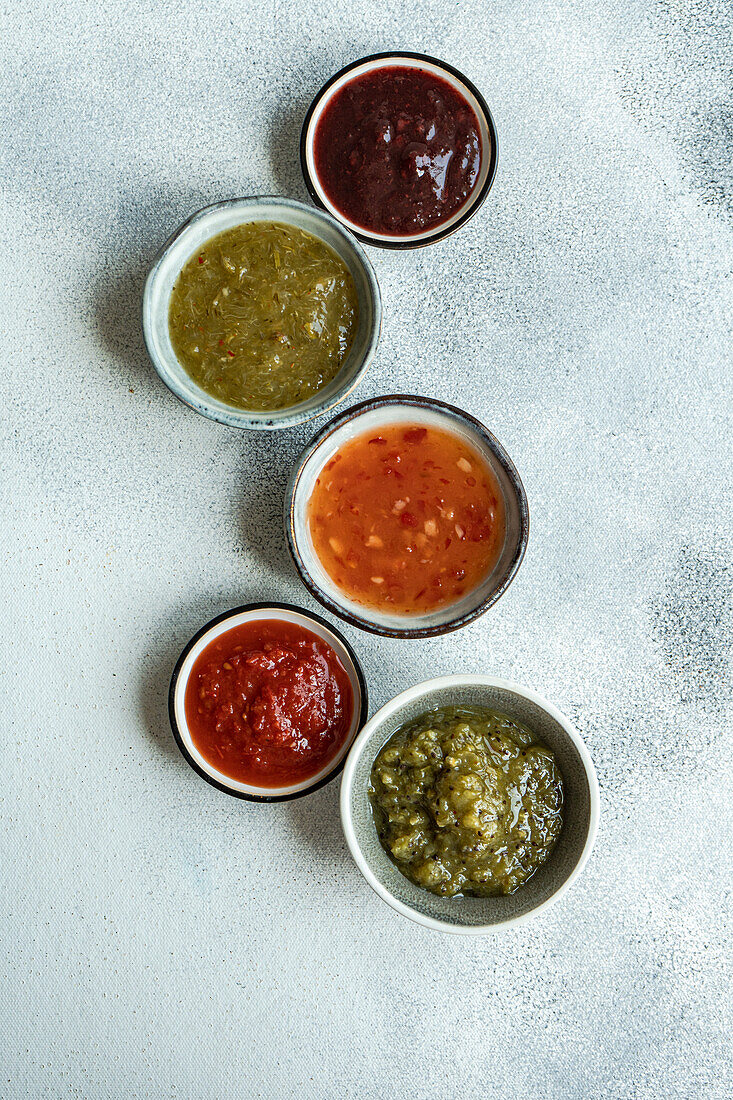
[1,1,731,1097]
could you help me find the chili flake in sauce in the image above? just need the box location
[307,423,506,614]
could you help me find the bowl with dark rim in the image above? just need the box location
[142,196,382,430]
[284,395,529,638]
[168,602,368,801]
[341,675,600,934]
[300,52,498,249]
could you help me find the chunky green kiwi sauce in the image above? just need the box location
[369,706,564,898]
[168,222,359,411]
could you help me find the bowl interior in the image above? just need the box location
[303,55,495,244]
[172,606,365,798]
[288,398,527,636]
[142,197,380,430]
[342,679,598,931]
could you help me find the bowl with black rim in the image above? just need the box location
[284,395,529,638]
[168,603,368,801]
[300,52,498,249]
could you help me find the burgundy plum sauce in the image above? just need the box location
[313,66,483,237]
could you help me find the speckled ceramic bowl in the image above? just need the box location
[341,676,599,933]
[300,52,498,249]
[285,395,528,638]
[169,603,368,801]
[142,197,381,430]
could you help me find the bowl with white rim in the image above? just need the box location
[284,394,529,638]
[340,675,600,934]
[168,602,368,802]
[300,52,499,249]
[142,196,382,430]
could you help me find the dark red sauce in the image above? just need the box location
[313,66,482,236]
[184,619,354,787]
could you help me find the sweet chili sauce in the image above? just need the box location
[307,423,505,614]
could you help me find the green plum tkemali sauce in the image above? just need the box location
[369,706,564,898]
[168,222,359,411]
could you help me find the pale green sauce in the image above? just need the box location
[168,222,358,411]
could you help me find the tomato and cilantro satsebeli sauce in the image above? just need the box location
[184,619,353,787]
[307,423,506,614]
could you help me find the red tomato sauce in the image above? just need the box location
[184,619,354,787]
[307,424,506,614]
[313,66,482,236]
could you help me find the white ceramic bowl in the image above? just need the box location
[341,676,600,933]
[169,603,368,801]
[285,395,528,638]
[300,52,499,248]
[142,197,382,430]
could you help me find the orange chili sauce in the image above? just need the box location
[307,423,506,614]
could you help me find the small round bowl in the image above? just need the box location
[285,395,528,638]
[169,602,368,801]
[341,676,600,934]
[142,196,382,430]
[300,52,498,249]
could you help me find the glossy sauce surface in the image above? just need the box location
[307,423,505,614]
[370,705,564,897]
[184,619,354,787]
[313,66,482,236]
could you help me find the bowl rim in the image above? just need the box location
[168,601,369,802]
[284,394,529,638]
[299,51,499,250]
[141,195,382,431]
[340,674,601,934]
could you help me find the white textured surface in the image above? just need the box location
[1,1,731,1097]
